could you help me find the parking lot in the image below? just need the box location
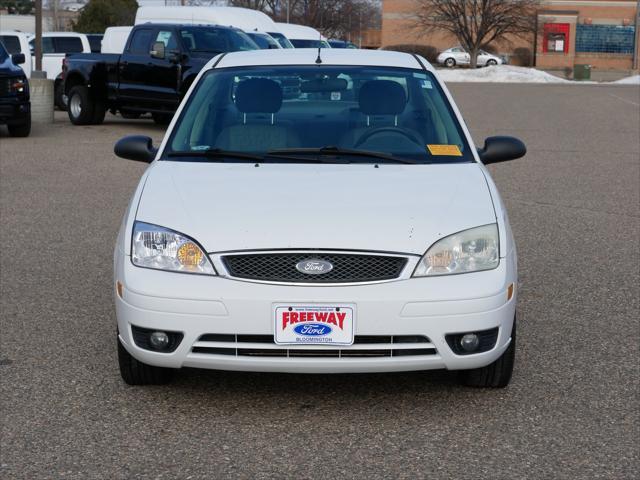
[1,83,638,479]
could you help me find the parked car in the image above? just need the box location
[437,46,503,68]
[135,6,284,50]
[63,23,257,125]
[112,48,525,387]
[275,22,330,48]
[0,41,30,137]
[328,39,357,49]
[0,31,32,78]
[27,32,91,109]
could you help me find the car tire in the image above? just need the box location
[67,85,96,125]
[459,317,516,388]
[486,59,498,67]
[444,58,456,68]
[7,113,31,137]
[54,81,68,111]
[117,337,173,386]
[152,112,173,126]
[91,99,106,125]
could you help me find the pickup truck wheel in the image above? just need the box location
[7,113,31,137]
[459,316,516,388]
[54,82,68,111]
[91,100,106,125]
[67,86,95,125]
[117,337,173,386]
[152,113,173,125]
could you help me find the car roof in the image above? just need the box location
[213,48,434,71]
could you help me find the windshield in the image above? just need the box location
[290,39,331,49]
[267,32,294,49]
[165,65,474,164]
[179,27,257,54]
[0,41,8,61]
[246,32,279,50]
[0,35,21,55]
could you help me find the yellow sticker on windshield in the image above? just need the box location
[427,144,463,156]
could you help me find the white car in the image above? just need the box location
[113,49,525,388]
[437,46,503,68]
[0,31,32,78]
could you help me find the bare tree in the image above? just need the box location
[413,0,539,68]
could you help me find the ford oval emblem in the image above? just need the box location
[295,259,333,275]
[294,324,333,336]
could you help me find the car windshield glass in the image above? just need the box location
[179,27,257,53]
[165,65,474,164]
[246,33,278,49]
[0,41,8,61]
[0,35,21,55]
[267,32,293,48]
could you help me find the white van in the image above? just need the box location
[101,26,133,54]
[275,22,330,49]
[0,31,32,77]
[135,6,285,49]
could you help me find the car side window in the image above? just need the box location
[128,29,154,55]
[155,30,179,51]
[30,37,55,54]
[53,36,83,54]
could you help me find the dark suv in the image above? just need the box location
[0,41,30,137]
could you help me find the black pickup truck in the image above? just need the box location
[0,41,30,137]
[63,23,257,125]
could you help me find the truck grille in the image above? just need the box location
[221,252,408,283]
[0,78,11,95]
[191,334,437,358]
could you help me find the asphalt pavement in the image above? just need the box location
[1,83,638,479]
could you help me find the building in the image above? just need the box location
[382,0,639,71]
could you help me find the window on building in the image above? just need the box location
[576,25,635,54]
[543,23,570,54]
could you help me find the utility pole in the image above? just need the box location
[287,0,290,23]
[35,0,42,71]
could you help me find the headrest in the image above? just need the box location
[235,78,283,114]
[359,80,406,115]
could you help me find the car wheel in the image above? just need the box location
[486,59,498,66]
[54,81,68,111]
[444,58,456,68]
[7,113,31,137]
[459,316,516,388]
[67,86,95,125]
[152,112,173,126]
[117,336,173,386]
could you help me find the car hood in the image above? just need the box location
[135,162,496,255]
[0,56,24,76]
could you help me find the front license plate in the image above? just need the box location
[274,304,355,345]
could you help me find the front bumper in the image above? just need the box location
[0,99,30,125]
[115,249,517,374]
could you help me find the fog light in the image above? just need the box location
[460,333,480,352]
[149,331,170,350]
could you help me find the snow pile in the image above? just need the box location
[437,65,571,83]
[613,75,640,85]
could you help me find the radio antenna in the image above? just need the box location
[315,32,323,64]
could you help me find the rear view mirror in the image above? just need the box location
[478,136,526,164]
[12,53,26,65]
[114,135,157,163]
[150,41,165,60]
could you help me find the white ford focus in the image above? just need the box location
[113,49,525,387]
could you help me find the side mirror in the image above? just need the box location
[478,136,526,165]
[12,53,26,65]
[150,41,166,60]
[114,135,157,163]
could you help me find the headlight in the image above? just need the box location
[413,224,499,277]
[131,222,216,275]
[10,77,26,94]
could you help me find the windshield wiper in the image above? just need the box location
[268,146,421,164]
[167,148,341,164]
[167,148,263,161]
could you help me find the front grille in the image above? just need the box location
[222,252,408,283]
[191,334,437,358]
[0,78,11,95]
